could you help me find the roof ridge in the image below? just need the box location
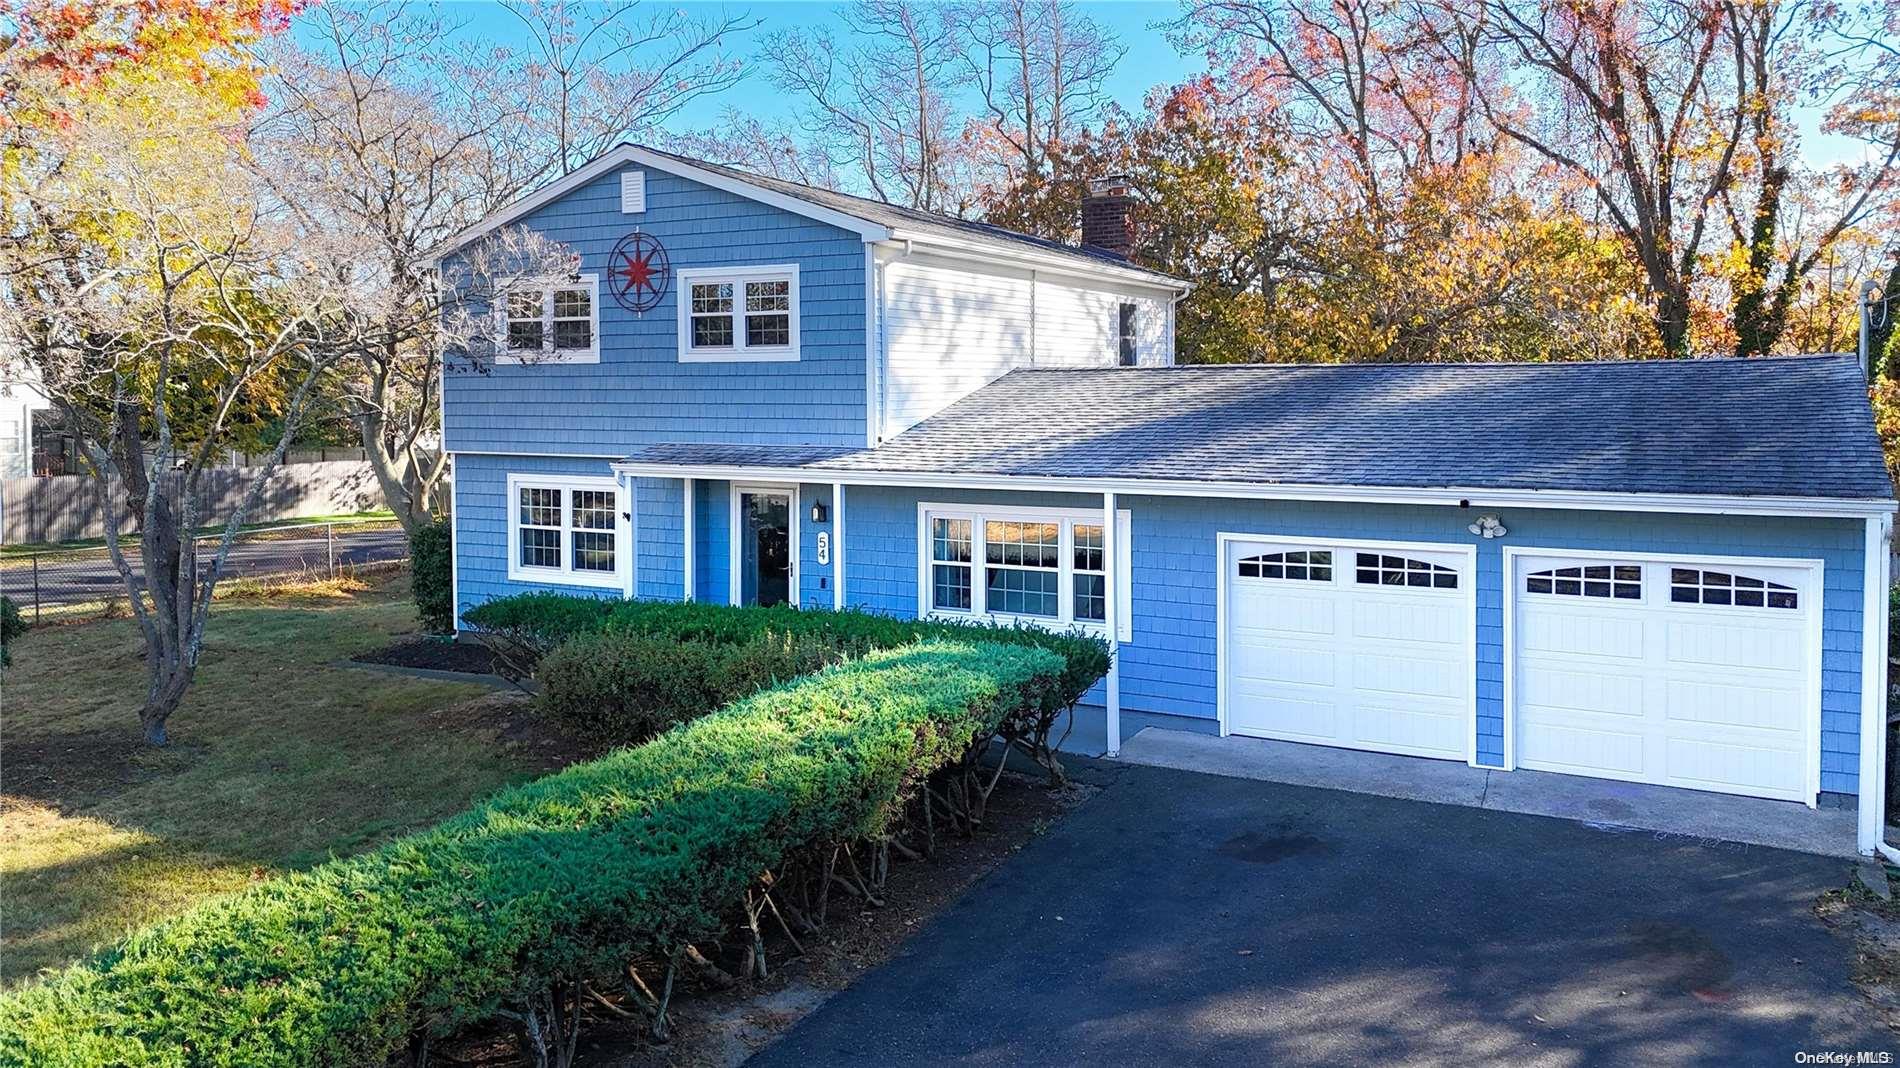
[1004,354,1856,373]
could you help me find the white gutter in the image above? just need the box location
[882,229,1188,295]
[610,460,1900,521]
[1863,510,1896,857]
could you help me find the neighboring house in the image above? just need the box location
[0,375,53,481]
[436,143,1898,855]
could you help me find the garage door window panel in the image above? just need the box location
[1237,550,1333,582]
[1357,553,1458,589]
[1524,564,1641,600]
[1670,568,1797,609]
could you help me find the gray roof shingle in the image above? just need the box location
[626,356,1895,502]
[632,145,1184,287]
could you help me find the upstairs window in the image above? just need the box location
[498,276,599,363]
[678,265,800,362]
[1117,302,1138,366]
[507,474,623,588]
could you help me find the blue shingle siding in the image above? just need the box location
[830,486,1869,797]
[634,476,682,601]
[452,454,624,626]
[799,483,836,607]
[443,164,868,455]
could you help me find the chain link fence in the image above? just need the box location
[0,518,409,624]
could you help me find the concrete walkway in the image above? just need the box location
[1117,726,1859,858]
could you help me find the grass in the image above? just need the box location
[0,509,398,557]
[0,573,549,987]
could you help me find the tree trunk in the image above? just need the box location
[140,666,192,746]
[1655,287,1695,359]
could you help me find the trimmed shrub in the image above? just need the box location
[0,641,1062,1067]
[0,595,22,668]
[464,594,1111,711]
[408,519,454,634]
[538,629,845,745]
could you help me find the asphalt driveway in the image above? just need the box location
[749,761,1897,1067]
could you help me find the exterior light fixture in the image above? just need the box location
[810,501,828,524]
[1468,515,1508,539]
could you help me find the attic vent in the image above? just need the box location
[620,171,646,214]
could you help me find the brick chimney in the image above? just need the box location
[1081,175,1136,259]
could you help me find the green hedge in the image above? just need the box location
[0,641,1062,1067]
[0,595,23,669]
[408,520,454,634]
[538,628,845,745]
[463,595,1111,712]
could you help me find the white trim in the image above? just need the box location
[494,274,601,365]
[882,230,1188,294]
[1501,544,1826,808]
[610,460,1899,520]
[1104,491,1121,756]
[677,264,801,363]
[1861,515,1894,853]
[448,458,462,630]
[832,481,846,611]
[1213,532,1479,765]
[619,470,636,600]
[730,483,800,607]
[504,472,630,590]
[864,245,880,446]
[914,500,1130,641]
[427,144,891,261]
[682,477,695,601]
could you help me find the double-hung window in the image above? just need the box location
[922,504,1129,638]
[678,264,800,362]
[1116,302,1138,366]
[498,275,599,363]
[507,474,624,588]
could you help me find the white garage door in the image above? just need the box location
[1510,553,1818,802]
[1224,538,1473,760]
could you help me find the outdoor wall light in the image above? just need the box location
[1468,514,1508,539]
[810,501,828,524]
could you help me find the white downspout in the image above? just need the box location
[682,477,695,602]
[1862,505,1892,855]
[1861,510,1895,857]
[832,480,845,612]
[1103,490,1121,756]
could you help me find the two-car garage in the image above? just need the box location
[1220,536,1821,805]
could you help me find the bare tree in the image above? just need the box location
[0,77,348,745]
[499,0,754,176]
[1439,0,1754,356]
[762,0,969,210]
[958,0,1124,185]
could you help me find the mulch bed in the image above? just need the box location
[352,636,499,676]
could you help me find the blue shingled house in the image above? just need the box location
[435,143,1898,855]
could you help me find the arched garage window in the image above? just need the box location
[1670,569,1797,609]
[1236,550,1332,581]
[1357,553,1458,589]
[1524,564,1640,599]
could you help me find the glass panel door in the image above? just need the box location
[739,489,792,607]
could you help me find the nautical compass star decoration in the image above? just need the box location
[608,231,671,314]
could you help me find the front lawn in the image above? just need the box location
[0,574,556,985]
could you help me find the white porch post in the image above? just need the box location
[1104,491,1121,756]
[682,477,696,603]
[1859,511,1894,854]
[621,472,636,600]
[832,480,845,611]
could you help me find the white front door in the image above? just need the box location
[1223,538,1473,760]
[1510,553,1818,802]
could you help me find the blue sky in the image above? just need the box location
[435,0,1196,128]
[359,1,1859,166]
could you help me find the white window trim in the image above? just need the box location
[677,264,801,363]
[728,482,802,607]
[505,473,629,589]
[916,502,1130,641]
[496,274,600,365]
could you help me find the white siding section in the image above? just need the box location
[876,251,1177,438]
[881,254,1034,436]
[0,380,47,480]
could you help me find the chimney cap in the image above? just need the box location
[1088,174,1134,198]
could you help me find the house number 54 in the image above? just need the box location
[816,531,830,566]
